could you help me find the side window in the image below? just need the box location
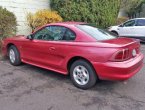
[33,27,50,40]
[47,26,67,41]
[123,20,135,27]
[33,26,67,41]
[33,26,76,41]
[136,19,145,26]
[62,29,76,41]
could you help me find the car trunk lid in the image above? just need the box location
[101,37,139,48]
[101,37,141,61]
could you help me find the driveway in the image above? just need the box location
[0,44,145,110]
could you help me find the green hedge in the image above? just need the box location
[0,6,17,40]
[50,0,120,28]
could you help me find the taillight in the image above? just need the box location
[110,49,130,62]
[135,47,140,54]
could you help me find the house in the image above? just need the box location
[0,0,50,35]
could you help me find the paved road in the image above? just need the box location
[0,44,145,110]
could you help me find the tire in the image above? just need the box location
[8,45,21,66]
[70,60,98,90]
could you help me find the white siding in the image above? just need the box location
[0,0,50,35]
[118,8,128,18]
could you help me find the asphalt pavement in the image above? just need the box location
[0,44,145,110]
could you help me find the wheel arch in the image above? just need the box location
[67,56,97,75]
[6,43,20,56]
[111,30,118,36]
[6,43,15,55]
[7,43,15,49]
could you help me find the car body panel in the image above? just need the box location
[133,26,145,37]
[92,53,144,80]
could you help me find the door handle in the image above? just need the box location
[49,47,55,51]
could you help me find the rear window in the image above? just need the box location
[76,24,117,40]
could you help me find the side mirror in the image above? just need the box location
[27,35,33,40]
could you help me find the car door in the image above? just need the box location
[21,25,76,70]
[21,26,55,66]
[118,19,136,37]
[43,26,76,70]
[133,19,145,37]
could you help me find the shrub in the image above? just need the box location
[50,0,120,28]
[0,6,17,50]
[26,9,63,32]
[0,6,17,40]
[121,0,145,18]
[116,17,129,25]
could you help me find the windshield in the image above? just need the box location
[76,24,117,40]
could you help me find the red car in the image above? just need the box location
[2,22,144,89]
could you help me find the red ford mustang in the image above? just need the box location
[2,22,144,89]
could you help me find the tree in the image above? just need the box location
[50,0,120,28]
[0,6,17,49]
[121,0,145,18]
[0,6,17,40]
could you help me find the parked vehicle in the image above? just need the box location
[108,18,145,42]
[2,22,144,89]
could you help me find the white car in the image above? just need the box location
[108,18,145,41]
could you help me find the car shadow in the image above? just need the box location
[18,63,120,92]
[0,57,123,91]
[20,62,70,83]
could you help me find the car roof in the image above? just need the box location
[46,21,86,26]
[131,18,145,20]
[33,22,87,33]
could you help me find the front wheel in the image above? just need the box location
[70,60,98,90]
[8,45,21,66]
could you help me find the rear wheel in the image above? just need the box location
[70,60,98,89]
[8,45,21,66]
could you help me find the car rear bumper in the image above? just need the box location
[92,53,144,81]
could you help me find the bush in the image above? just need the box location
[50,0,120,28]
[26,9,63,32]
[0,6,17,50]
[121,0,145,18]
[116,17,129,25]
[0,6,17,40]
